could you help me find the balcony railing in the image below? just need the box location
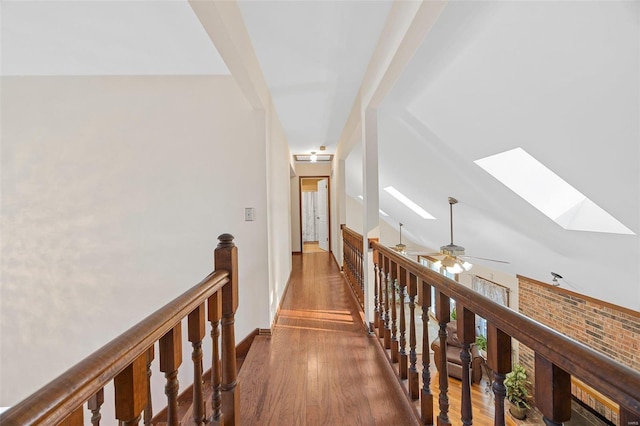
[341,225,365,310]
[0,234,241,426]
[341,225,640,425]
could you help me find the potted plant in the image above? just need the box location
[504,364,531,420]
[475,335,487,357]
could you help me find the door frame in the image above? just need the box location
[299,175,331,253]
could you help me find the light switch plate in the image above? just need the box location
[245,207,255,221]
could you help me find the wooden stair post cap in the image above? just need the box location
[217,234,235,248]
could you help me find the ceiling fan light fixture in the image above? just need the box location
[441,256,456,268]
[440,244,466,256]
[394,243,406,253]
[462,261,473,271]
[446,263,464,275]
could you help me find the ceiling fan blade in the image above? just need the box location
[405,251,443,257]
[460,255,510,264]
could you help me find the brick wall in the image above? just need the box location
[517,275,640,424]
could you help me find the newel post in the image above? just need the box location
[215,233,239,426]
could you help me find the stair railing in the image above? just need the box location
[0,233,241,426]
[341,225,640,425]
[341,225,365,309]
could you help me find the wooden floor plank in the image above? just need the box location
[238,252,530,425]
[239,252,418,425]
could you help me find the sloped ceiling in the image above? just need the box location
[2,0,637,309]
[351,1,638,309]
[237,0,393,156]
[1,1,229,76]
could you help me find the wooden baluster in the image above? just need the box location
[373,254,380,331]
[535,354,571,426]
[188,303,207,425]
[408,273,419,399]
[352,237,356,294]
[353,242,357,299]
[398,267,408,379]
[349,239,354,294]
[355,242,359,302]
[209,291,223,426]
[159,324,182,425]
[347,237,352,288]
[358,243,363,299]
[390,260,399,363]
[215,233,240,426]
[344,237,348,279]
[59,406,83,425]
[457,305,475,426]
[378,253,386,338]
[488,324,511,426]
[383,256,392,349]
[114,353,148,426]
[435,291,451,426]
[348,240,351,291]
[144,346,154,426]
[342,228,347,277]
[88,388,104,426]
[354,241,357,301]
[421,280,434,425]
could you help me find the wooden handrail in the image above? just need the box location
[0,234,240,426]
[369,240,640,414]
[341,223,363,241]
[340,225,640,423]
[341,224,365,309]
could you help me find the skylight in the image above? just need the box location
[383,187,435,219]
[474,148,635,235]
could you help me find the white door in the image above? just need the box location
[316,178,329,251]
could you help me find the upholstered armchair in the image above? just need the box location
[431,321,484,384]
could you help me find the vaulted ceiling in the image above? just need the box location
[2,0,638,309]
[343,1,639,309]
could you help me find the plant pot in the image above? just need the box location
[509,402,528,420]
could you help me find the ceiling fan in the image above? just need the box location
[392,223,407,253]
[404,197,509,274]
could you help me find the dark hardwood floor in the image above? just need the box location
[238,252,418,425]
[238,251,528,425]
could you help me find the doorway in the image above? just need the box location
[300,177,330,253]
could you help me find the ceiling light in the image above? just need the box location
[310,152,317,163]
[433,260,471,275]
[475,148,635,235]
[384,186,435,219]
[446,263,464,274]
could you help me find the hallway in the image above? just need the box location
[238,252,418,425]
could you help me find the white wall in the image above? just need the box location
[345,195,364,236]
[266,104,293,324]
[0,75,272,407]
[330,159,346,265]
[289,163,331,252]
